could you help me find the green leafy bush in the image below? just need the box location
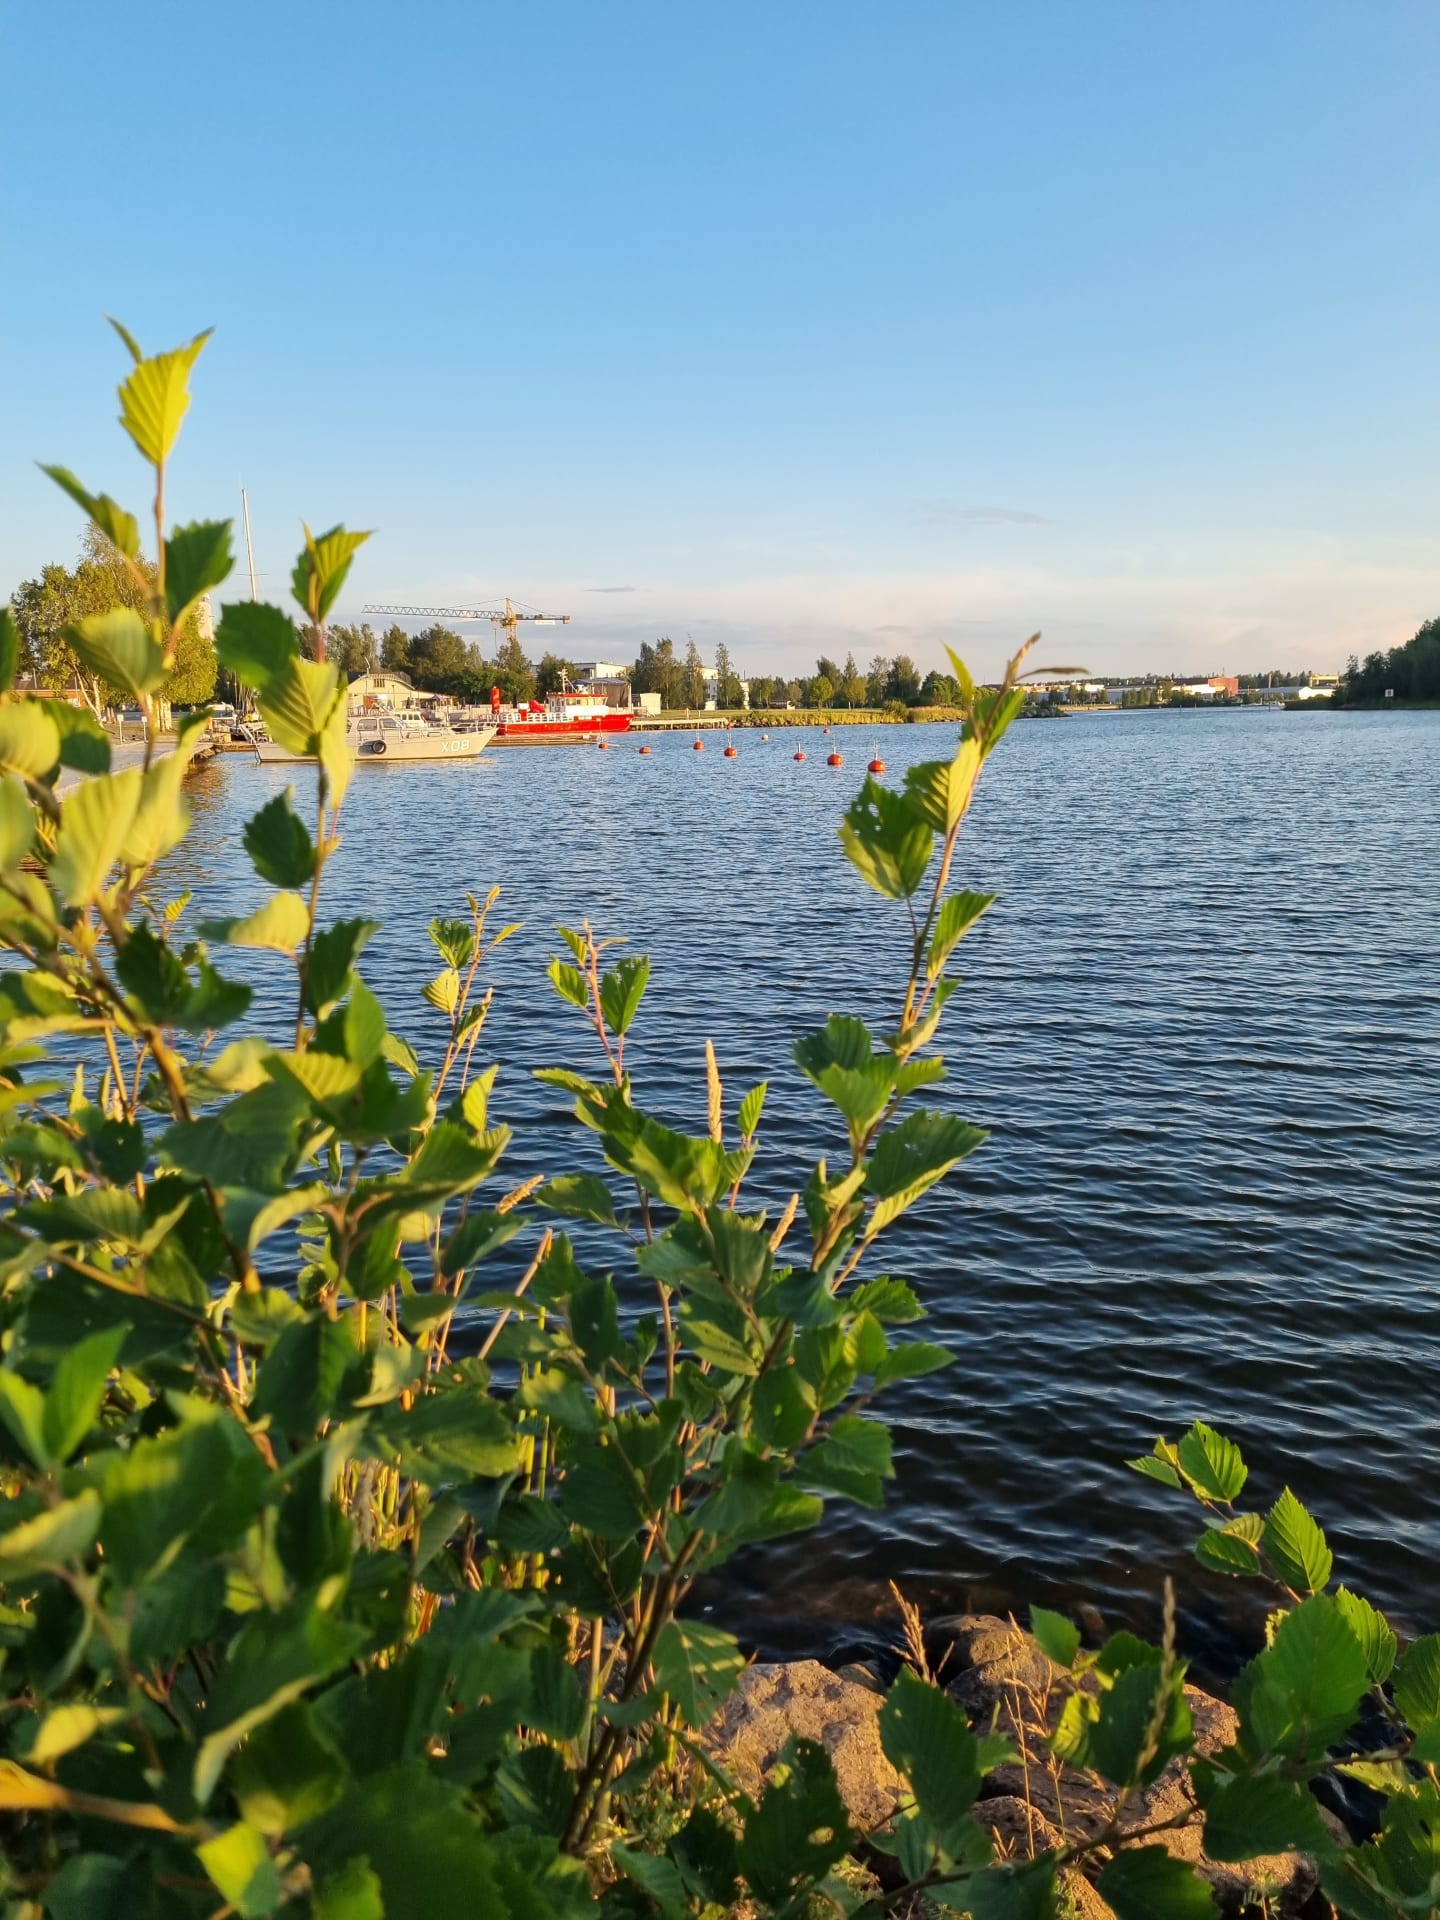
[0,329,1433,1919]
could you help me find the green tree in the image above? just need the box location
[9,562,98,688]
[713,640,744,708]
[328,622,379,674]
[866,653,890,705]
[408,624,471,689]
[492,631,536,704]
[807,673,834,708]
[919,669,960,706]
[783,677,803,705]
[1338,618,1440,703]
[535,651,577,696]
[9,526,215,711]
[380,623,411,671]
[632,636,684,709]
[887,653,921,703]
[681,637,706,708]
[747,673,776,708]
[165,610,218,703]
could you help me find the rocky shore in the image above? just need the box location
[703,1614,1336,1918]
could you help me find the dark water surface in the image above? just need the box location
[176,708,1440,1678]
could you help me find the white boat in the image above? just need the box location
[243,712,496,764]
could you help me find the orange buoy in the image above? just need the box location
[793,749,807,762]
[823,726,831,736]
[639,744,651,754]
[723,743,737,757]
[693,738,705,751]
[868,757,886,774]
[597,739,609,750]
[827,751,843,767]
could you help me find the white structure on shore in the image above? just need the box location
[346,670,441,711]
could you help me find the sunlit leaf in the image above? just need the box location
[0,1491,101,1576]
[39,463,141,558]
[197,893,310,955]
[652,1620,746,1729]
[116,328,212,466]
[838,776,934,899]
[292,523,372,625]
[1030,1605,1081,1668]
[0,778,36,869]
[903,737,981,833]
[50,768,143,905]
[1176,1420,1248,1502]
[165,519,233,623]
[65,608,167,698]
[1263,1487,1332,1593]
[0,702,61,780]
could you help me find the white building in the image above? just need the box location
[572,660,631,681]
[346,670,441,711]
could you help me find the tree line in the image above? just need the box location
[8,530,217,708]
[629,639,968,712]
[1337,617,1440,704]
[340,630,983,715]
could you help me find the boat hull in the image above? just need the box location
[251,726,496,764]
[493,713,634,745]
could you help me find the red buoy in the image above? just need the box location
[827,751,844,767]
[724,743,737,757]
[597,739,609,749]
[868,757,886,774]
[639,744,651,754]
[793,749,807,762]
[693,738,705,751]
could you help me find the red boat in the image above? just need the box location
[489,681,635,745]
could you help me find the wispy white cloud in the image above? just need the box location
[913,500,1055,527]
[583,584,641,593]
[543,532,1440,681]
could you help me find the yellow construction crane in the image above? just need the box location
[361,598,571,652]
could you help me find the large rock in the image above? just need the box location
[965,1647,1318,1918]
[703,1659,905,1832]
[929,1613,1068,1726]
[704,1638,1322,1917]
[972,1799,1115,1918]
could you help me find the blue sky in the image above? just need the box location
[3,1,1437,679]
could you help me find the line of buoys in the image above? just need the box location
[827,751,843,767]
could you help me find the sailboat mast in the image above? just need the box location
[240,488,259,602]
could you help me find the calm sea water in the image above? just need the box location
[174,708,1440,1676]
